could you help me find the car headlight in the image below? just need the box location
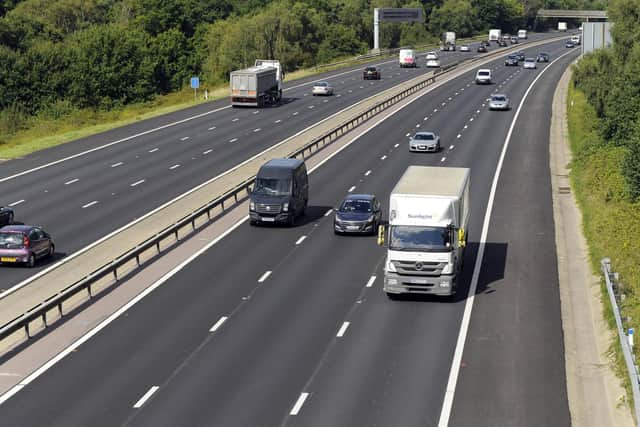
[386,259,396,272]
[250,201,255,210]
[283,202,289,212]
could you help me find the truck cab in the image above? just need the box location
[254,59,283,99]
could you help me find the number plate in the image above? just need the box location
[261,217,275,222]
[1,257,17,263]
[347,226,360,230]
[413,278,428,284]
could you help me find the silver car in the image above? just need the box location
[523,58,537,69]
[312,81,333,96]
[489,94,510,110]
[409,132,440,152]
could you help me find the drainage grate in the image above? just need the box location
[558,186,571,194]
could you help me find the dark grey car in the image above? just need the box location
[0,206,14,227]
[334,194,382,235]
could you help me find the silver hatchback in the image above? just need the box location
[489,94,510,110]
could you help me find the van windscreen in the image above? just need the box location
[253,178,291,196]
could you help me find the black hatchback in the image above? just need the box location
[334,194,382,235]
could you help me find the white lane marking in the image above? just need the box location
[290,393,310,415]
[324,209,333,217]
[148,148,159,153]
[232,118,239,122]
[169,164,180,170]
[180,136,189,141]
[464,125,468,129]
[449,145,455,150]
[9,200,24,207]
[476,110,481,113]
[424,117,428,121]
[434,108,438,112]
[64,179,79,185]
[130,179,145,187]
[133,386,159,408]
[364,170,371,176]
[437,47,576,427]
[209,316,228,332]
[482,103,486,107]
[406,133,410,137]
[253,111,260,114]
[336,322,350,337]
[295,235,307,245]
[394,143,400,148]
[308,105,315,109]
[203,149,213,155]
[258,271,272,283]
[111,162,123,168]
[440,157,446,162]
[366,276,376,288]
[293,112,299,116]
[457,134,461,138]
[381,155,387,160]
[229,138,238,143]
[275,119,282,124]
[416,124,420,128]
[208,126,216,131]
[442,102,446,106]
[253,128,261,132]
[323,99,328,103]
[336,94,341,97]
[348,186,356,192]
[82,201,98,209]
[469,118,474,122]
[448,97,452,101]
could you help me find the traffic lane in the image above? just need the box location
[0,49,524,424]
[448,50,579,426]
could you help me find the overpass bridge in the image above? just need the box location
[537,9,608,21]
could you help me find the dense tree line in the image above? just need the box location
[573,0,640,199]
[0,0,605,136]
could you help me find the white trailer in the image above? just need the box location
[489,29,502,42]
[399,49,416,68]
[383,166,470,297]
[230,59,283,107]
[558,22,567,32]
[441,32,456,51]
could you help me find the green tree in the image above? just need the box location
[429,0,476,37]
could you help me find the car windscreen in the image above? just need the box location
[315,82,327,87]
[365,68,376,71]
[414,134,434,140]
[389,226,451,251]
[0,232,24,249]
[253,178,291,196]
[339,199,372,213]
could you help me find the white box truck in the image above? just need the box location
[518,29,527,39]
[489,29,502,42]
[230,59,283,107]
[382,166,469,298]
[399,49,417,68]
[558,22,567,32]
[440,32,456,51]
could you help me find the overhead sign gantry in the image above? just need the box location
[373,8,423,51]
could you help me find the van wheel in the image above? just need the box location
[288,214,296,227]
[26,253,35,268]
[249,219,257,226]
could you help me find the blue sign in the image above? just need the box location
[190,77,200,89]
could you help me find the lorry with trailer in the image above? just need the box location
[399,49,417,68]
[558,22,567,32]
[440,32,456,51]
[382,166,469,298]
[230,59,283,107]
[489,29,502,42]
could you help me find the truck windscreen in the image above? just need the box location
[389,225,451,251]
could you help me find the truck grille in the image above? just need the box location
[256,203,281,214]
[392,260,445,276]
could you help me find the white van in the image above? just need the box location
[518,29,527,39]
[475,69,492,84]
[399,49,416,68]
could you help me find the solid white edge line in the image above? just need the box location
[336,321,350,337]
[0,217,247,406]
[133,386,159,408]
[290,392,310,415]
[436,47,576,427]
[258,271,272,283]
[295,236,307,245]
[209,316,228,332]
[365,276,376,288]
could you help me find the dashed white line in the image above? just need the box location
[293,112,299,116]
[258,271,272,283]
[434,108,438,112]
[394,143,400,148]
[133,386,159,408]
[470,118,474,122]
[253,111,260,114]
[290,393,310,415]
[9,200,24,207]
[82,201,98,209]
[229,138,238,143]
[209,316,228,332]
[449,145,455,150]
[295,236,307,245]
[336,322,350,337]
[275,119,282,123]
[366,276,376,288]
[308,105,315,109]
[254,128,261,132]
[111,162,123,168]
[148,148,159,153]
[464,125,468,129]
[424,117,428,121]
[203,149,213,155]
[208,126,216,131]
[130,179,145,187]
[442,102,446,106]
[364,170,371,176]
[381,155,387,160]
[232,118,239,122]
[440,157,446,162]
[169,164,180,170]
[476,110,481,114]
[64,179,79,185]
[457,134,462,139]
[348,186,356,192]
[323,99,328,103]
[336,94,341,97]
[405,133,410,137]
[324,208,333,217]
[180,136,189,141]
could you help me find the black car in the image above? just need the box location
[515,51,525,61]
[565,41,575,48]
[536,52,550,62]
[505,55,519,66]
[498,39,507,47]
[334,194,382,235]
[477,44,487,53]
[481,40,491,47]
[363,66,381,80]
[0,207,14,227]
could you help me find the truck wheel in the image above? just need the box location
[288,214,295,227]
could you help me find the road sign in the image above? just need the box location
[190,77,200,89]
[377,8,423,22]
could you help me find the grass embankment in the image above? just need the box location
[566,78,640,400]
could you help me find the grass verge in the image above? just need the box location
[567,76,640,406]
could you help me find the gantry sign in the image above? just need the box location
[373,8,424,51]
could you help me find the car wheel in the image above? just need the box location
[437,142,441,152]
[8,213,13,224]
[26,253,35,268]
[48,244,55,258]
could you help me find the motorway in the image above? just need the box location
[0,37,578,426]
[0,35,553,290]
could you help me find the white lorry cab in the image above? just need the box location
[518,29,527,39]
[382,166,470,298]
[399,49,417,68]
[489,29,502,42]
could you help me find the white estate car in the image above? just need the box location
[459,45,470,52]
[523,58,537,69]
[426,59,441,68]
[475,69,492,84]
[312,81,334,96]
